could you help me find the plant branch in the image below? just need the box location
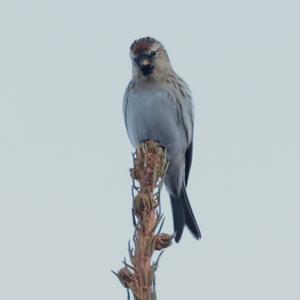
[114,141,172,300]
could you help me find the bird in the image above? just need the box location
[123,37,201,242]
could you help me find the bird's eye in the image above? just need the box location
[133,58,139,65]
[148,51,157,58]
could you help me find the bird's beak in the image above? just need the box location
[141,59,150,66]
[139,58,154,76]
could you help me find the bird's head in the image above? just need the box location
[130,37,172,80]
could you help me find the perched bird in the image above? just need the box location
[123,37,201,242]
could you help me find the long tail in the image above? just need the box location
[170,184,201,243]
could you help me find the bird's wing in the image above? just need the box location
[185,140,193,185]
[122,80,134,129]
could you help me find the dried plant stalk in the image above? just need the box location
[114,141,172,300]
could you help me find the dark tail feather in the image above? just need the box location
[170,194,185,243]
[181,186,201,240]
[170,185,201,243]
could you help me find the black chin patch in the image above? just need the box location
[141,65,154,76]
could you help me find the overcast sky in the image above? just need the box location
[0,0,299,299]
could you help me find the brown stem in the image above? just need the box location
[114,141,172,300]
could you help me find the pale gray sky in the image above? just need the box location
[0,0,299,299]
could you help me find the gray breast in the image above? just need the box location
[124,85,186,155]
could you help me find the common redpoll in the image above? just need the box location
[123,37,201,242]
